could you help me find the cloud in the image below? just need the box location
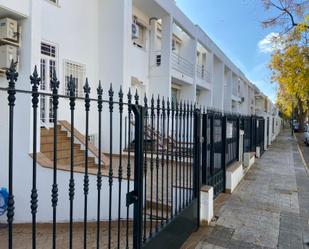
[258,32,284,53]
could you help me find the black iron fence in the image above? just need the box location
[201,110,225,197]
[225,114,239,167]
[200,110,268,197]
[0,63,267,249]
[242,116,252,153]
[0,63,200,249]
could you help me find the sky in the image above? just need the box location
[176,0,280,102]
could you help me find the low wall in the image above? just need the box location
[226,161,243,193]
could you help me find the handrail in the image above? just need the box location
[58,120,109,166]
[129,118,194,152]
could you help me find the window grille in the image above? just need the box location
[64,60,86,97]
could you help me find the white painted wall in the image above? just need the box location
[149,14,172,99]
[223,69,232,112]
[0,0,282,224]
[212,56,224,110]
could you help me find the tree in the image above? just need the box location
[261,0,309,131]
[269,17,309,131]
[262,0,309,34]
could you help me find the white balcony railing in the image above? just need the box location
[171,52,194,78]
[196,64,211,83]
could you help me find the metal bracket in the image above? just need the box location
[126,190,138,207]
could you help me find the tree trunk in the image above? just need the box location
[296,97,306,132]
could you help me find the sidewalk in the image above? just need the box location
[182,129,309,249]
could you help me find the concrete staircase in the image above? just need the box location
[40,125,98,169]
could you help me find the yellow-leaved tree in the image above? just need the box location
[269,15,309,130]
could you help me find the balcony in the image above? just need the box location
[196,64,211,83]
[171,52,194,79]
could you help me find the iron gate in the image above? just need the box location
[201,110,226,198]
[251,116,257,152]
[225,114,239,167]
[138,100,200,249]
[242,116,252,153]
[0,63,200,249]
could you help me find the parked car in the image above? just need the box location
[293,120,300,132]
[304,124,309,146]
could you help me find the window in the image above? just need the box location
[64,60,86,97]
[172,39,176,51]
[41,42,56,58]
[40,42,57,91]
[171,87,180,102]
[172,35,181,53]
[40,41,57,124]
[132,17,147,49]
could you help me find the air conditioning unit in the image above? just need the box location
[0,18,18,41]
[132,22,139,39]
[0,45,18,69]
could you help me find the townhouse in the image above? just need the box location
[0,0,281,224]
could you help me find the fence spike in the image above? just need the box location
[119,86,124,113]
[83,78,91,95]
[108,83,114,112]
[150,94,155,114]
[30,65,41,92]
[97,80,103,96]
[6,60,18,83]
[127,88,132,104]
[144,94,148,116]
[134,89,139,105]
[50,69,59,91]
[68,75,76,96]
[157,95,160,110]
[167,98,170,115]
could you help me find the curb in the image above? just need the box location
[294,134,309,177]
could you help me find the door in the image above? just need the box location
[40,42,57,126]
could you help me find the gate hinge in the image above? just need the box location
[126,190,138,207]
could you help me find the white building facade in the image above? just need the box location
[0,0,281,223]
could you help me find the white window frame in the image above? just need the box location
[40,41,58,125]
[63,59,86,97]
[132,17,147,49]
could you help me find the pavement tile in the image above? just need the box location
[184,130,309,249]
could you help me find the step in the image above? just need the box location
[144,207,170,221]
[56,156,95,165]
[44,148,84,160]
[41,143,81,153]
[41,135,70,144]
[41,129,68,137]
[40,126,62,136]
[74,161,98,169]
[41,131,69,139]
